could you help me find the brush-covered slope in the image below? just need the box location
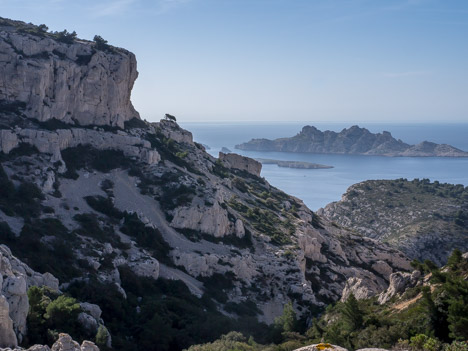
[236,125,468,157]
[183,251,468,351]
[318,179,468,265]
[0,18,410,351]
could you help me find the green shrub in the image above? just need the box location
[54,29,77,44]
[93,35,111,51]
[444,341,468,351]
[95,325,109,347]
[61,146,133,179]
[84,195,124,220]
[120,212,171,264]
[45,295,81,329]
[26,287,83,346]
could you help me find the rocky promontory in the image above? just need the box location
[236,125,468,157]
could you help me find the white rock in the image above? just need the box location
[0,30,139,128]
[0,295,17,348]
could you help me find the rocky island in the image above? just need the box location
[236,125,468,157]
[256,158,333,169]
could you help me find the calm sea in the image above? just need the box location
[180,122,468,211]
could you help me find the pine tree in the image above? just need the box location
[342,293,363,331]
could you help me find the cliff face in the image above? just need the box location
[0,18,139,128]
[236,125,468,157]
[318,179,468,265]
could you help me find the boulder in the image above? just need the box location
[79,302,102,321]
[341,277,381,301]
[378,270,421,304]
[51,333,81,351]
[294,344,348,351]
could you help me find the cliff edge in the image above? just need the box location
[0,17,139,128]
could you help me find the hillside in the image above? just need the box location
[184,251,468,351]
[0,18,411,351]
[318,179,468,265]
[236,125,468,157]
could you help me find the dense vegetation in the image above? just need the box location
[66,268,272,351]
[26,287,85,346]
[187,250,468,351]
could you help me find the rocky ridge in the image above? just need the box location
[236,125,468,157]
[318,179,468,265]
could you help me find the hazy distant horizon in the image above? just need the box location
[1,0,467,123]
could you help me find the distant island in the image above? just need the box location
[236,125,468,157]
[255,158,333,169]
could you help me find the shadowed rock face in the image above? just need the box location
[0,18,139,128]
[236,125,468,157]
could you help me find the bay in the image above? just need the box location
[180,122,468,211]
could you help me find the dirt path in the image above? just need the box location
[392,293,422,311]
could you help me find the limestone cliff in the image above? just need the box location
[0,17,139,128]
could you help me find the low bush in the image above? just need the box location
[61,146,133,178]
[120,212,171,264]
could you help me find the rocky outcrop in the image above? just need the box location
[236,125,468,157]
[0,19,139,128]
[0,128,160,165]
[0,245,60,346]
[219,152,262,177]
[341,276,382,301]
[156,120,194,144]
[0,295,17,348]
[0,333,100,351]
[171,202,240,238]
[319,179,468,265]
[378,270,421,304]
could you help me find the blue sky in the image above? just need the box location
[1,0,467,123]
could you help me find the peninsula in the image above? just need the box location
[236,125,468,157]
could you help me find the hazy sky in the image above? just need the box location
[1,0,467,123]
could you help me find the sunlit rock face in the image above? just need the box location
[0,22,139,128]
